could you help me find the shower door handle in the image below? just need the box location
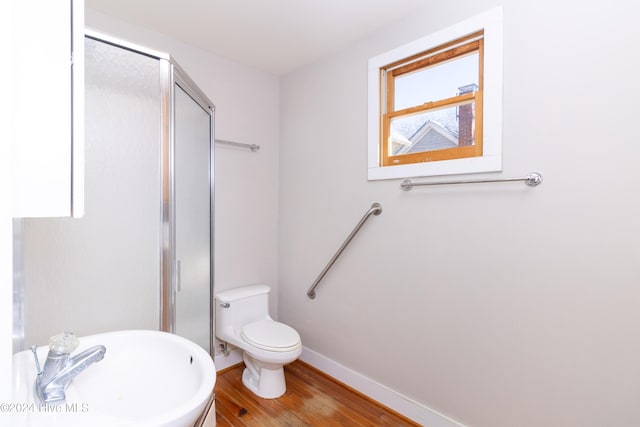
[175,260,181,292]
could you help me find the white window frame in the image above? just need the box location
[367,6,503,181]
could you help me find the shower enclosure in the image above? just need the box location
[20,31,214,353]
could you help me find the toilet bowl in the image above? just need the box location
[215,285,302,398]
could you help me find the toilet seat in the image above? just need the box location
[241,320,301,352]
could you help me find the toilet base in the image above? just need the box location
[242,352,287,399]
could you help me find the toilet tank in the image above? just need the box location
[215,285,271,335]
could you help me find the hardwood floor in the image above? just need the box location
[214,360,420,426]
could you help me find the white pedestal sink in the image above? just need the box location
[12,330,216,427]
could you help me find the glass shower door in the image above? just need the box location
[173,83,213,352]
[20,33,215,353]
[22,37,162,345]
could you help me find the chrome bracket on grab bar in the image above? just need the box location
[307,203,382,299]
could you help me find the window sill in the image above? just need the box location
[368,155,501,181]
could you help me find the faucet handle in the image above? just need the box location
[48,332,79,354]
[30,345,42,376]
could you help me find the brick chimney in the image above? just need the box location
[457,84,478,147]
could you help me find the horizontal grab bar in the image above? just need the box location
[215,139,260,152]
[307,203,382,299]
[401,172,543,191]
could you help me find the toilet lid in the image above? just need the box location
[241,320,301,352]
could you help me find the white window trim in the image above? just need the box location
[367,6,503,181]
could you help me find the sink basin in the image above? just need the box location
[12,330,216,427]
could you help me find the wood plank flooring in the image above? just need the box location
[214,360,420,426]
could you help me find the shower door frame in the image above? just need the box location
[85,29,216,355]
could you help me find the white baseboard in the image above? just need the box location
[300,346,466,427]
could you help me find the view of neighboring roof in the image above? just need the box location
[390,108,460,155]
[390,83,477,156]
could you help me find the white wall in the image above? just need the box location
[278,1,640,426]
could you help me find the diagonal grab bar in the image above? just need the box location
[307,203,382,299]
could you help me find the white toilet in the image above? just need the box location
[215,285,302,398]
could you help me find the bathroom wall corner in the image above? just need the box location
[214,347,244,372]
[12,218,24,354]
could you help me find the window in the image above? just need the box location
[368,7,503,181]
[382,34,483,167]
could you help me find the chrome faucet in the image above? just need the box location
[33,332,106,405]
